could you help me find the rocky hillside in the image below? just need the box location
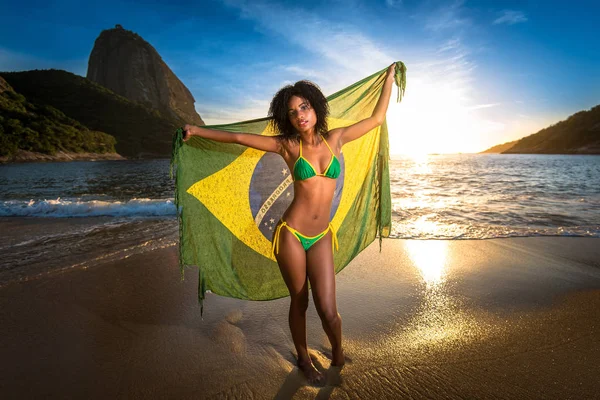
[1,69,179,158]
[0,76,119,161]
[0,76,13,93]
[87,25,203,126]
[482,105,600,154]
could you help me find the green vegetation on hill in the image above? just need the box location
[0,69,182,158]
[0,86,116,157]
[482,104,600,154]
[505,105,600,154]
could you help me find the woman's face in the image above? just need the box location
[287,95,317,134]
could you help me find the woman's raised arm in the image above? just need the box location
[336,63,396,147]
[183,124,283,154]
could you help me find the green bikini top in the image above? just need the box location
[293,137,341,181]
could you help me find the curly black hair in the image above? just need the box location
[268,80,329,142]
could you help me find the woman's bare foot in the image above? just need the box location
[332,347,345,367]
[297,358,324,385]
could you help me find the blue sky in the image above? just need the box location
[1,0,599,153]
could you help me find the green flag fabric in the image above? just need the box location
[171,62,407,313]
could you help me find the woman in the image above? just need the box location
[183,63,396,384]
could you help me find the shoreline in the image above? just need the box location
[1,237,599,398]
[0,150,126,163]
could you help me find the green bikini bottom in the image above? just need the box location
[272,220,338,256]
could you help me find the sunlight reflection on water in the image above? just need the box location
[406,240,448,287]
[394,240,490,349]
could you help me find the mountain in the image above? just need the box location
[1,69,180,158]
[87,25,203,126]
[0,76,119,162]
[481,105,600,154]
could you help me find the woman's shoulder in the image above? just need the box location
[324,128,343,151]
[326,128,343,139]
[277,135,300,158]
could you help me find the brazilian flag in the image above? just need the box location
[171,62,406,312]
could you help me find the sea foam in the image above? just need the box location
[0,198,177,217]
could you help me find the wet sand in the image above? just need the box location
[1,237,600,399]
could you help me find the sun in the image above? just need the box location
[385,76,505,155]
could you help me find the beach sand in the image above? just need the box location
[1,236,600,399]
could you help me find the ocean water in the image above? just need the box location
[390,154,600,239]
[1,154,599,284]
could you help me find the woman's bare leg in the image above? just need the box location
[275,227,324,384]
[306,232,345,366]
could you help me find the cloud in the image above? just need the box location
[221,0,394,87]
[282,65,329,82]
[493,10,528,25]
[413,39,477,93]
[467,103,500,111]
[436,38,461,53]
[196,96,271,125]
[385,0,402,8]
[195,61,350,124]
[424,0,470,32]
[192,0,401,123]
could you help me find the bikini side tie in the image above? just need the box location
[329,223,339,253]
[272,221,288,256]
